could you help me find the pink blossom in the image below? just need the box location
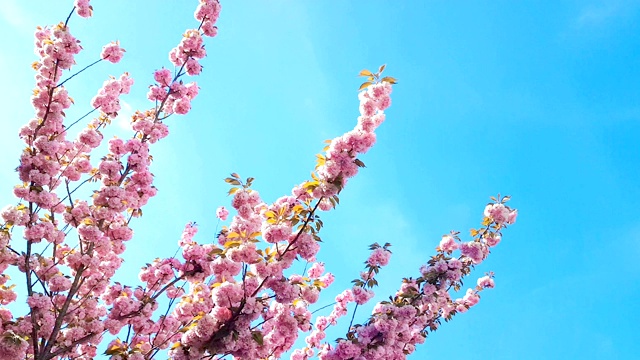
[463,288,480,306]
[307,262,325,279]
[459,241,486,264]
[74,0,92,18]
[154,68,173,86]
[173,97,191,114]
[101,41,125,63]
[485,233,501,247]
[367,247,391,267]
[352,286,374,305]
[215,206,229,221]
[439,234,458,252]
[201,22,218,37]
[319,273,335,287]
[484,203,512,225]
[185,58,202,76]
[107,138,127,155]
[0,331,28,359]
[477,275,495,289]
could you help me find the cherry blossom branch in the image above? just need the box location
[277,198,323,260]
[57,58,103,88]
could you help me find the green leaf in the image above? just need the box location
[251,331,264,346]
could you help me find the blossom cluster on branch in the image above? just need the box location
[1,0,221,358]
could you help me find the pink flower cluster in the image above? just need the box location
[216,206,229,220]
[311,82,392,200]
[291,245,390,360]
[34,22,82,75]
[367,247,391,267]
[0,331,29,360]
[100,41,125,63]
[194,0,222,37]
[165,78,395,358]
[147,75,200,115]
[169,30,206,69]
[485,202,518,226]
[15,23,86,211]
[146,2,220,116]
[91,73,133,117]
[0,1,225,358]
[310,199,516,359]
[74,0,92,18]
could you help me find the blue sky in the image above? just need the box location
[1,1,639,359]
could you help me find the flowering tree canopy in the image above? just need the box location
[0,1,517,359]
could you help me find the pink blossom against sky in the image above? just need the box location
[0,0,639,358]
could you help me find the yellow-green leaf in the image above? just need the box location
[209,248,224,256]
[225,178,241,186]
[224,240,242,249]
[304,181,318,188]
[359,81,373,91]
[381,76,398,84]
[104,347,122,356]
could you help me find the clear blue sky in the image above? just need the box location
[1,1,639,359]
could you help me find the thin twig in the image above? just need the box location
[56,58,102,88]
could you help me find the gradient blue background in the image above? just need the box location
[1,1,639,359]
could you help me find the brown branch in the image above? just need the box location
[277,197,323,261]
[26,201,41,358]
[46,331,101,359]
[40,264,86,360]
